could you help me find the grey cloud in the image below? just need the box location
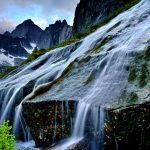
[0,0,80,33]
[0,17,16,33]
[0,0,80,13]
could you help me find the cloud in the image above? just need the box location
[0,0,80,33]
[0,17,16,33]
[0,0,80,15]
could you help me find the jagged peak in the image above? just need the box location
[21,19,35,26]
[3,31,11,37]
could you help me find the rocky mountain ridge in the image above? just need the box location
[0,19,72,72]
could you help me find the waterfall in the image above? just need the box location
[0,0,149,149]
[50,1,150,149]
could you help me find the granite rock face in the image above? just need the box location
[11,19,43,44]
[73,0,131,33]
[37,20,72,49]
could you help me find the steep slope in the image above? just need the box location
[73,0,138,33]
[0,0,149,149]
[37,20,72,48]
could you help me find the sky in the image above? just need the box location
[0,0,80,33]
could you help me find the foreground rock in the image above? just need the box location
[105,102,150,150]
[22,100,77,148]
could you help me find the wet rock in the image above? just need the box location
[22,100,77,148]
[105,102,150,150]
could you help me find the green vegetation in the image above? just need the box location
[84,69,96,85]
[144,44,150,60]
[107,91,139,109]
[107,46,116,51]
[139,63,148,87]
[107,21,121,32]
[0,120,15,150]
[128,40,150,87]
[128,67,137,82]
[129,92,138,103]
[91,35,115,53]
[0,66,18,79]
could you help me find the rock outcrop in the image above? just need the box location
[11,19,43,44]
[37,20,72,49]
[73,0,132,33]
[105,102,150,150]
[22,100,77,148]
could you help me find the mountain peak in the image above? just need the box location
[3,31,11,37]
[11,19,43,43]
[23,19,34,25]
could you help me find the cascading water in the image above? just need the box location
[50,0,150,149]
[0,0,149,149]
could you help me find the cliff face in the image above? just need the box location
[37,20,72,49]
[11,19,43,44]
[73,0,131,33]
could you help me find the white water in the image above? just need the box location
[51,0,150,149]
[0,0,149,149]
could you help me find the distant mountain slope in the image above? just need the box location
[0,19,72,72]
[37,20,72,49]
[11,19,43,44]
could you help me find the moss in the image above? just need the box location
[128,67,137,82]
[91,35,115,53]
[139,63,148,87]
[84,69,97,85]
[29,60,76,99]
[107,46,116,51]
[129,92,138,103]
[0,66,18,79]
[78,55,91,64]
[144,44,150,60]
[107,21,121,32]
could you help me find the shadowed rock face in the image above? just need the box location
[11,19,43,44]
[37,20,72,49]
[73,0,131,34]
[22,100,77,148]
[105,102,150,150]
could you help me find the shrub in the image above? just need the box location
[0,120,15,150]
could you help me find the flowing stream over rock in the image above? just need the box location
[0,0,150,149]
